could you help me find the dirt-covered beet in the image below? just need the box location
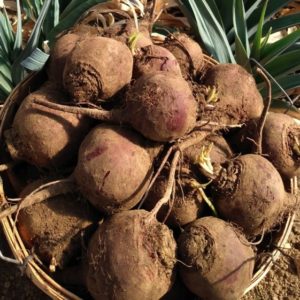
[184,134,233,170]
[164,33,204,78]
[143,174,204,227]
[86,209,177,300]
[17,181,99,270]
[211,154,296,236]
[125,72,198,141]
[202,64,264,125]
[5,83,91,169]
[73,124,154,214]
[34,72,198,142]
[233,112,300,181]
[63,36,133,103]
[134,44,182,78]
[178,217,255,300]
[47,33,81,86]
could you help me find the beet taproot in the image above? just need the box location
[17,180,99,270]
[5,83,91,169]
[86,209,177,300]
[165,33,204,78]
[211,154,297,236]
[134,44,182,78]
[202,64,264,124]
[233,112,300,181]
[34,72,198,142]
[63,36,133,103]
[73,124,154,214]
[47,33,81,87]
[178,217,255,300]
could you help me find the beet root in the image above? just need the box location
[165,33,204,78]
[47,33,80,86]
[134,45,182,78]
[178,217,255,300]
[74,124,153,214]
[125,72,198,141]
[212,154,296,236]
[34,72,198,142]
[202,64,264,124]
[17,181,99,270]
[63,36,133,103]
[86,209,177,300]
[5,83,91,169]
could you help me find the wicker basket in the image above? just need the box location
[0,58,296,299]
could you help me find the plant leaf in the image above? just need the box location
[260,28,300,65]
[12,0,23,60]
[12,0,52,84]
[251,0,268,60]
[0,70,13,94]
[264,12,300,34]
[20,48,50,71]
[43,0,60,37]
[233,0,250,56]
[261,50,300,79]
[270,99,300,119]
[178,0,235,63]
[259,74,300,98]
[235,34,251,71]
[48,0,107,43]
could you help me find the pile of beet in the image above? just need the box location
[0,5,298,300]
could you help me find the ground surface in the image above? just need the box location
[0,206,299,299]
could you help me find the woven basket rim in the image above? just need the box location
[0,56,296,300]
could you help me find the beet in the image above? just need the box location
[134,44,182,78]
[86,209,177,300]
[73,124,154,214]
[47,33,81,87]
[17,180,99,270]
[211,154,296,236]
[178,217,255,300]
[5,83,91,169]
[165,33,204,78]
[233,112,300,181]
[63,36,133,103]
[143,174,204,227]
[33,72,198,142]
[202,64,264,124]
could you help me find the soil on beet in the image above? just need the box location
[0,197,299,300]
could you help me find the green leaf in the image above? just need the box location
[0,57,12,81]
[260,26,272,50]
[206,0,224,30]
[233,0,250,56]
[235,34,251,71]
[0,11,13,58]
[247,0,294,39]
[178,0,235,63]
[270,99,300,119]
[43,0,60,37]
[13,0,23,60]
[12,0,52,84]
[213,0,234,32]
[262,50,300,79]
[48,0,107,44]
[259,74,300,98]
[0,88,8,102]
[251,0,268,60]
[260,29,300,65]
[0,70,13,95]
[264,12,300,35]
[20,48,50,71]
